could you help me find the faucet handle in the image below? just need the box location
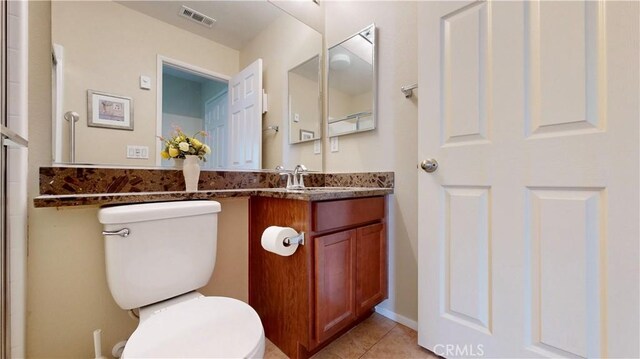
[294,164,308,173]
[277,170,293,188]
[298,172,307,188]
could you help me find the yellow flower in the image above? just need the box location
[191,138,203,149]
[161,150,170,159]
[203,144,211,154]
[168,147,179,158]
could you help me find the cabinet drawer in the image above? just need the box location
[312,197,385,232]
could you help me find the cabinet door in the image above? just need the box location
[356,223,387,316]
[314,230,357,343]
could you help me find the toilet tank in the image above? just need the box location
[98,201,221,310]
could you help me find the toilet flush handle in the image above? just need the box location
[101,228,130,237]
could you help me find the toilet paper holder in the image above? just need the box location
[283,232,305,247]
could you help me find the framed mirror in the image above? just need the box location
[327,24,376,137]
[288,55,321,144]
[50,0,323,171]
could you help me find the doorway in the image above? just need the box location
[156,57,229,170]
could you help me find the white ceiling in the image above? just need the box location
[115,0,285,50]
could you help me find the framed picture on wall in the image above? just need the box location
[300,129,314,141]
[87,90,134,130]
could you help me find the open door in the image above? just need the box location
[227,59,262,170]
[204,91,228,170]
[418,1,639,358]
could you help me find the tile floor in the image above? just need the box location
[264,313,439,359]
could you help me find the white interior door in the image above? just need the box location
[204,92,227,170]
[417,1,639,358]
[227,59,262,170]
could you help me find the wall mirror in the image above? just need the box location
[51,0,323,171]
[327,24,376,138]
[288,55,321,144]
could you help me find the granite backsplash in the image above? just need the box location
[39,167,394,196]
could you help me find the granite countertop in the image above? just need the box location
[34,167,394,208]
[33,187,393,208]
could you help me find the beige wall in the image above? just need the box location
[323,1,419,323]
[29,3,249,357]
[52,1,239,166]
[289,72,321,143]
[240,14,323,171]
[27,200,248,358]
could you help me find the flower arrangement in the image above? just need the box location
[159,126,211,161]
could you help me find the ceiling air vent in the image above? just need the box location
[178,5,216,28]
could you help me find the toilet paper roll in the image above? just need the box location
[261,226,299,256]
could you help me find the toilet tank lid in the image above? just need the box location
[98,201,221,224]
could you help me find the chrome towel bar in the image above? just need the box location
[401,83,418,98]
[64,111,79,163]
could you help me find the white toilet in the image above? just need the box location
[98,201,265,358]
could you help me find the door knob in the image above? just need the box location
[419,159,438,173]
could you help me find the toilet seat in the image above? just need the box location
[122,296,265,358]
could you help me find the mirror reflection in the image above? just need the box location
[327,24,376,137]
[288,55,321,144]
[51,0,323,170]
[159,64,228,169]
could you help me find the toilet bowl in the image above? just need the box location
[98,201,265,358]
[123,293,264,358]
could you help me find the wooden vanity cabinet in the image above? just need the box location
[355,223,387,316]
[249,196,387,359]
[314,229,357,343]
[314,222,387,343]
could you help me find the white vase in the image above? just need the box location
[182,155,201,192]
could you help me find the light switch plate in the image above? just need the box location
[330,137,339,152]
[140,76,151,90]
[314,139,321,154]
[127,145,149,159]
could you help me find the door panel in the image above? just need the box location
[525,188,604,358]
[204,93,227,169]
[442,186,491,333]
[314,230,357,343]
[418,1,638,358]
[525,1,604,137]
[355,223,387,316]
[228,59,262,169]
[441,1,490,146]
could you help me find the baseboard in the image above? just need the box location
[374,306,418,331]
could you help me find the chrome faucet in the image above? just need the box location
[276,164,308,190]
[292,164,308,189]
[276,165,293,189]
